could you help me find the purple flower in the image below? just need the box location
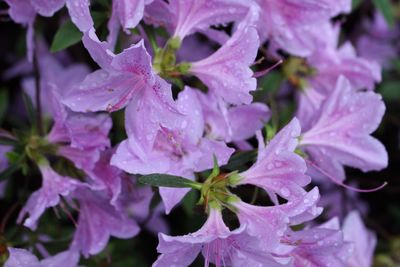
[167,0,253,40]
[357,12,399,68]
[194,89,270,143]
[154,207,286,266]
[189,7,259,105]
[4,0,93,60]
[232,118,311,203]
[4,0,36,60]
[299,76,388,180]
[17,164,82,230]
[107,0,154,48]
[343,211,376,267]
[112,87,233,213]
[71,188,140,257]
[254,0,351,56]
[5,248,80,267]
[63,113,111,150]
[284,218,353,267]
[296,22,382,130]
[86,149,122,206]
[111,0,154,30]
[63,29,156,113]
[231,188,321,250]
[25,48,113,173]
[308,25,381,93]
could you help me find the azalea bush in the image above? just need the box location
[0,0,399,266]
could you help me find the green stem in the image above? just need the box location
[250,187,259,204]
[142,24,159,53]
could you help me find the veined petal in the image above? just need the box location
[239,118,310,201]
[115,0,154,29]
[124,76,181,151]
[228,103,270,141]
[66,0,93,32]
[17,165,81,230]
[31,0,65,17]
[62,70,140,112]
[5,0,35,24]
[190,8,259,105]
[300,76,388,174]
[310,41,382,92]
[233,200,288,250]
[169,0,253,39]
[255,0,350,56]
[71,189,140,257]
[82,29,114,71]
[65,113,112,150]
[343,211,376,267]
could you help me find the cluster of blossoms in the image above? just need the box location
[1,0,395,266]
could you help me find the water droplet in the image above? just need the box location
[280,187,290,197]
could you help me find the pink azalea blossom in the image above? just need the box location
[296,22,382,131]
[154,207,287,267]
[284,217,353,267]
[254,0,351,56]
[307,22,381,93]
[166,0,254,40]
[112,87,233,213]
[193,89,270,143]
[189,7,259,105]
[24,47,112,173]
[233,118,311,203]
[71,188,140,257]
[232,187,321,250]
[107,0,154,48]
[4,0,92,60]
[299,76,388,180]
[63,29,156,113]
[5,248,80,267]
[357,12,400,68]
[343,211,376,267]
[17,164,82,230]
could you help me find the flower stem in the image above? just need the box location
[33,41,44,136]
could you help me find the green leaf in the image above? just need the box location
[391,58,400,73]
[379,81,400,100]
[21,92,35,126]
[50,20,82,52]
[138,174,202,189]
[0,154,24,182]
[0,89,9,124]
[372,0,395,27]
[182,190,199,216]
[92,11,108,28]
[352,0,363,9]
[253,71,284,102]
[95,0,111,8]
[222,150,257,171]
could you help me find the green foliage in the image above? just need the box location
[50,20,82,52]
[379,81,400,100]
[0,152,25,182]
[372,0,396,27]
[138,174,202,189]
[352,0,363,9]
[0,89,8,125]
